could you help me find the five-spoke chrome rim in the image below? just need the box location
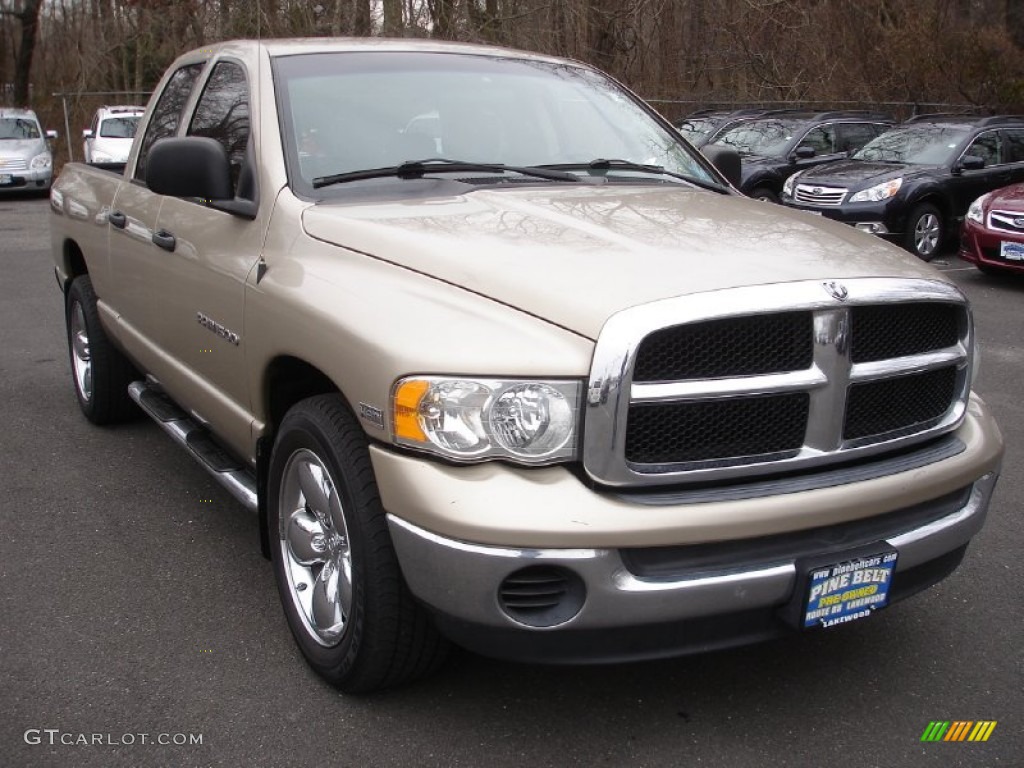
[914,213,940,257]
[279,448,353,647]
[70,301,93,403]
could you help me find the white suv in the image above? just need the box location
[82,105,144,163]
[0,108,57,193]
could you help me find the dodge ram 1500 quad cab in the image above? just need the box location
[51,39,1003,693]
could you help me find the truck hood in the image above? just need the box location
[302,184,943,339]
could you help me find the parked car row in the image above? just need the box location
[679,108,1024,268]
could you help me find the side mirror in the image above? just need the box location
[701,144,742,189]
[146,137,233,200]
[82,129,94,139]
[45,130,58,141]
[793,145,816,160]
[957,154,985,172]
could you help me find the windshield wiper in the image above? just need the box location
[540,158,726,191]
[313,158,580,188]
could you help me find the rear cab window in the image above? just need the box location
[134,63,204,182]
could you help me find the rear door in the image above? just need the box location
[107,63,204,335]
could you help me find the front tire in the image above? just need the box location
[904,203,944,261]
[269,395,449,693]
[749,186,779,203]
[65,275,138,424]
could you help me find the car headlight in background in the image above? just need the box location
[782,173,799,197]
[966,193,990,224]
[30,153,52,171]
[849,177,902,202]
[392,376,581,463]
[90,150,114,163]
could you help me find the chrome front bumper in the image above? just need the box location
[388,472,998,636]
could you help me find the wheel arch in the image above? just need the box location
[60,239,88,295]
[256,355,351,559]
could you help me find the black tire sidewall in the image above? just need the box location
[65,275,135,423]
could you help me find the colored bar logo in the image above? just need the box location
[921,721,997,742]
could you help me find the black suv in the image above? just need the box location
[709,110,893,202]
[674,108,767,148]
[780,115,1024,259]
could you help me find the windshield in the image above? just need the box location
[99,116,141,138]
[853,125,970,164]
[676,117,718,144]
[273,52,717,195]
[712,118,805,157]
[0,117,41,140]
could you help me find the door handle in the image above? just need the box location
[152,229,176,252]
[108,210,127,229]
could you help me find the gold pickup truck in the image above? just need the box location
[50,39,1003,693]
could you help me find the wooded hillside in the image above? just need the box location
[3,0,1024,159]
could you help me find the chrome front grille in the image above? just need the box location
[0,157,28,172]
[793,184,847,206]
[987,210,1024,234]
[583,279,972,487]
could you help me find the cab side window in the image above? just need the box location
[800,126,836,154]
[1002,129,1024,163]
[837,123,878,153]
[134,63,204,182]
[187,61,251,200]
[966,132,1001,167]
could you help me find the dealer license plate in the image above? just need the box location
[0,174,11,185]
[803,550,897,629]
[1000,241,1024,261]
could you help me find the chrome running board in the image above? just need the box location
[128,380,258,512]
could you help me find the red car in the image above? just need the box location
[960,183,1024,275]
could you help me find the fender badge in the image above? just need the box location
[359,403,385,429]
[823,281,849,301]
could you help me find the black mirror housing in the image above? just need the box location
[701,144,743,189]
[146,137,233,200]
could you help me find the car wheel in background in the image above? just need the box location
[269,394,450,693]
[750,186,779,203]
[65,275,139,424]
[905,203,943,260]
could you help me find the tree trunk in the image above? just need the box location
[353,0,372,36]
[383,0,403,36]
[12,0,43,105]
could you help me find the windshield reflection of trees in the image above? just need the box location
[714,119,799,156]
[855,127,969,164]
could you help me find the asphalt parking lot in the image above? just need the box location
[2,193,1021,767]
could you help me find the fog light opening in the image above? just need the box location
[498,565,586,628]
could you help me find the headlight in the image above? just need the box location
[782,173,798,197]
[849,177,902,202]
[392,376,581,464]
[30,153,52,171]
[966,194,990,224]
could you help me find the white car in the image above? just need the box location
[82,105,144,163]
[0,108,57,193]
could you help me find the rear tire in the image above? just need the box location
[269,394,449,693]
[65,275,138,424]
[904,204,944,261]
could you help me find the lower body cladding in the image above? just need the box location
[386,473,999,664]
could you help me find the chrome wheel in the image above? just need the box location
[913,212,941,257]
[70,301,93,403]
[278,448,353,647]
